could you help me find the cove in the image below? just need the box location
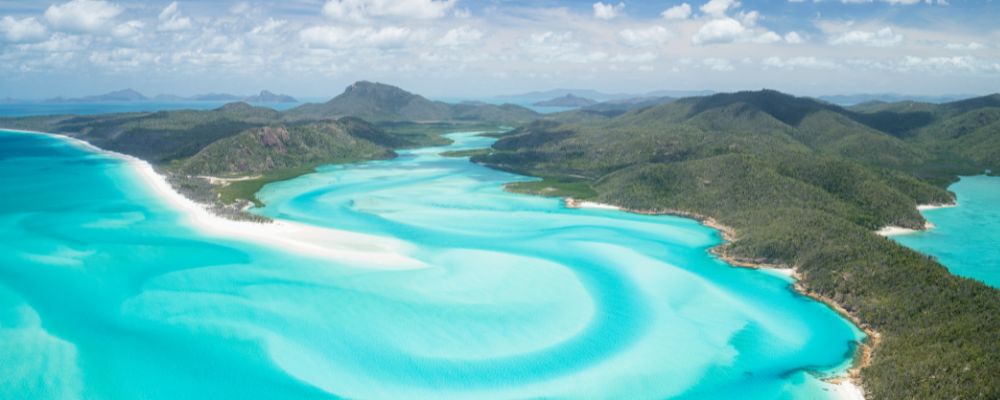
[0,129,862,399]
[891,175,1000,288]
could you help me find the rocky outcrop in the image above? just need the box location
[257,126,290,152]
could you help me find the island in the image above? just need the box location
[41,89,299,104]
[532,94,598,107]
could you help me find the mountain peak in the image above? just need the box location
[244,90,297,103]
[341,81,415,99]
[285,81,537,123]
[689,89,835,126]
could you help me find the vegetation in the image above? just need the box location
[174,122,391,176]
[505,177,598,199]
[478,89,1000,399]
[216,165,321,207]
[284,81,539,124]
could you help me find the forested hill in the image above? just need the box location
[476,89,1000,400]
[285,81,539,123]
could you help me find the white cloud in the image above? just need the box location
[322,0,456,22]
[158,2,192,32]
[703,57,733,71]
[528,31,575,47]
[813,0,950,4]
[229,2,251,14]
[945,42,985,51]
[519,31,611,64]
[300,25,419,49]
[691,16,779,45]
[618,26,673,47]
[829,26,903,47]
[523,31,578,57]
[250,18,287,35]
[44,0,123,33]
[700,0,740,17]
[0,16,48,43]
[593,2,625,20]
[18,32,87,53]
[835,56,1000,74]
[661,3,692,20]
[692,18,745,45]
[437,26,483,47]
[756,31,781,43]
[900,56,998,73]
[610,52,658,63]
[111,20,144,38]
[783,31,804,44]
[762,56,838,69]
[88,48,159,70]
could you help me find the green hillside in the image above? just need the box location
[477,89,1000,400]
[285,81,539,124]
[176,122,392,177]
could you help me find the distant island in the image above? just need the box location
[45,89,148,103]
[532,94,598,107]
[496,88,713,103]
[243,90,297,103]
[818,93,974,106]
[43,89,299,104]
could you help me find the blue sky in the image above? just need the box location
[0,0,998,98]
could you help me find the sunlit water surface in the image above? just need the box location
[891,175,1000,288]
[0,129,862,399]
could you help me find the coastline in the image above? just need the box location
[5,128,424,269]
[4,127,870,397]
[876,202,957,237]
[565,197,870,400]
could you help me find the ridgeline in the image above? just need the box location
[476,90,1000,399]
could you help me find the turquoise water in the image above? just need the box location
[892,176,1000,288]
[0,129,862,399]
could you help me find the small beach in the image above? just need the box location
[11,129,422,269]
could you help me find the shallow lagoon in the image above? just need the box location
[0,129,861,399]
[892,176,1000,288]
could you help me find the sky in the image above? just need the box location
[0,0,998,99]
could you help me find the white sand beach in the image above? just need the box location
[14,129,424,269]
[563,198,622,210]
[876,226,922,236]
[876,202,956,236]
[577,201,622,210]
[830,380,866,400]
[130,160,425,269]
[917,203,957,211]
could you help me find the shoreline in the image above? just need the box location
[6,128,424,269]
[565,197,871,400]
[876,202,957,237]
[5,127,869,397]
